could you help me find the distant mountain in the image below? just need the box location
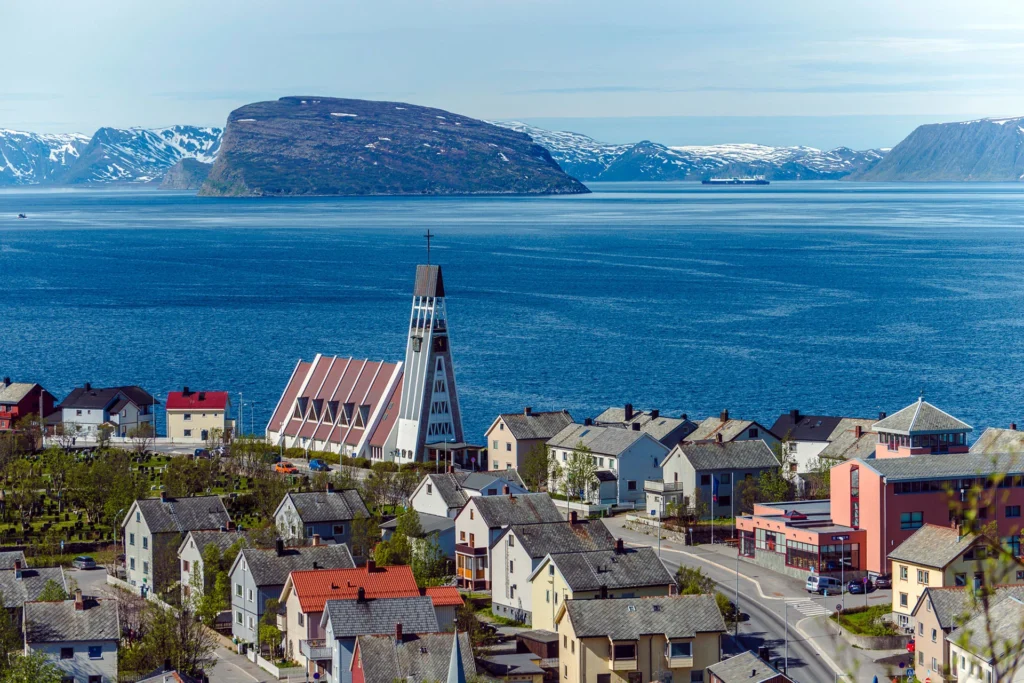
[200,97,588,197]
[495,121,886,181]
[853,117,1024,181]
[62,126,221,184]
[0,130,90,186]
[160,158,213,190]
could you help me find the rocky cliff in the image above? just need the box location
[159,158,213,190]
[200,97,588,196]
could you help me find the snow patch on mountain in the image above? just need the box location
[0,130,90,185]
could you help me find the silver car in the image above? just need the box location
[71,556,96,570]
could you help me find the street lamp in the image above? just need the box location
[784,601,790,674]
[735,550,740,638]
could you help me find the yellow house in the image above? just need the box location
[555,594,726,683]
[889,524,1024,630]
[166,389,232,444]
[528,541,676,632]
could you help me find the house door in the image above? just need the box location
[201,430,209,441]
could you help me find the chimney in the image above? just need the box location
[524,407,532,416]
[615,538,624,554]
[84,382,91,392]
[854,425,863,439]
[357,586,367,603]
[790,409,800,423]
[599,585,608,599]
[14,559,22,580]
[163,659,172,672]
[716,433,723,444]
[650,409,659,420]
[503,485,510,495]
[624,404,633,421]
[326,481,335,494]
[720,409,729,423]
[160,490,168,503]
[569,511,578,524]
[198,392,206,401]
[1012,423,1018,431]
[681,413,688,421]
[225,520,235,531]
[395,622,403,643]
[183,386,190,396]
[366,560,376,573]
[448,465,455,474]
[73,589,84,610]
[630,423,640,432]
[312,561,320,570]
[312,534,321,547]
[1,377,9,387]
[584,418,593,426]
[275,539,285,556]
[879,411,886,420]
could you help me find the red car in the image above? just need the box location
[274,461,298,474]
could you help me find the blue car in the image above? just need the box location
[309,459,331,472]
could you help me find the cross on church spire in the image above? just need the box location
[425,229,434,265]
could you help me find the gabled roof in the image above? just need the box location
[535,546,674,591]
[285,565,420,613]
[707,651,790,683]
[179,529,249,558]
[818,419,877,461]
[854,453,1024,482]
[888,524,983,569]
[322,595,438,637]
[769,411,846,443]
[0,567,66,608]
[24,597,119,643]
[0,550,26,570]
[913,587,975,630]
[561,594,726,639]
[594,408,698,446]
[494,410,574,441]
[128,495,231,534]
[547,423,666,457]
[948,596,1024,663]
[235,544,355,588]
[414,264,445,298]
[422,586,463,607]
[420,473,471,509]
[501,520,616,559]
[970,427,1024,455]
[477,653,545,678]
[873,398,972,436]
[137,669,202,683]
[57,385,157,410]
[685,416,777,443]
[354,632,475,683]
[466,493,563,528]
[0,382,37,405]
[668,440,780,472]
[166,390,229,411]
[379,512,454,536]
[279,489,370,524]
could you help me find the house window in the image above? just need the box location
[236,611,243,624]
[460,531,466,541]
[88,645,102,660]
[89,677,101,683]
[470,510,474,520]
[248,589,254,602]
[136,511,140,523]
[236,583,243,597]
[549,565,555,576]
[563,635,567,648]
[76,410,82,416]
[748,428,758,438]
[305,526,314,537]
[627,481,637,491]
[718,495,731,507]
[248,616,255,630]
[333,525,345,537]
[918,622,924,636]
[500,423,504,431]
[184,413,192,421]
[955,573,967,586]
[1008,506,1021,518]
[720,473,731,484]
[700,475,711,486]
[493,460,499,470]
[689,673,704,683]
[932,628,937,642]
[427,484,432,494]
[669,642,692,658]
[508,535,514,547]
[509,561,514,573]
[60,647,73,659]
[612,643,636,660]
[142,536,148,550]
[469,533,475,546]
[564,666,568,679]
[129,533,135,546]
[184,429,192,437]
[493,440,498,450]
[597,676,611,683]
[143,561,149,575]
[899,565,908,580]
[900,512,924,530]
[546,590,550,603]
[506,443,511,451]
[899,593,908,607]
[571,640,574,653]
[298,612,304,627]
[917,569,929,584]
[130,558,135,570]
[182,560,190,572]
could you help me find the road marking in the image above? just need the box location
[214,650,264,682]
[786,599,831,616]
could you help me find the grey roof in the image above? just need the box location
[0,551,26,570]
[422,472,475,510]
[547,423,656,457]
[563,594,726,639]
[477,653,544,677]
[460,472,526,493]
[685,416,776,443]
[546,546,674,591]
[0,382,36,405]
[380,512,455,536]
[769,412,845,443]
[706,651,788,683]
[57,385,157,410]
[498,410,574,441]
[24,597,119,643]
[504,520,616,558]
[818,419,878,461]
[355,632,475,683]
[181,529,249,557]
[888,525,982,569]
[947,596,1024,663]
[130,495,230,534]
[0,567,66,608]
[873,398,972,435]
[239,544,355,587]
[322,595,438,636]
[137,669,202,683]
[856,452,1024,482]
[594,470,617,482]
[593,408,697,446]
[670,440,780,472]
[470,493,563,528]
[285,489,369,523]
[916,587,975,630]
[971,427,1024,455]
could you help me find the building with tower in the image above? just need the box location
[266,261,480,466]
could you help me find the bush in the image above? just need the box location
[350,457,371,469]
[372,461,398,473]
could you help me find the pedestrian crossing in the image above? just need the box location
[786,598,832,617]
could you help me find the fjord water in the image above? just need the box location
[2,182,1024,440]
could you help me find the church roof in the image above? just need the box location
[414,264,445,297]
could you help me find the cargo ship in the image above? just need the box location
[701,176,770,185]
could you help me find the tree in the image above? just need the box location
[455,601,495,648]
[520,443,555,491]
[410,533,449,587]
[252,471,290,523]
[393,467,420,505]
[757,467,794,504]
[735,477,759,515]
[52,422,81,451]
[562,442,598,503]
[8,459,41,527]
[95,424,114,450]
[676,565,716,595]
[0,592,22,676]
[122,603,217,678]
[128,422,156,454]
[349,512,378,559]
[36,579,69,602]
[1,651,64,683]
[804,456,832,500]
[164,457,216,498]
[42,447,74,513]
[259,598,282,659]
[688,486,709,522]
[395,508,424,539]
[227,435,276,480]
[204,427,224,449]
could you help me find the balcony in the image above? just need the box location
[610,657,638,671]
[665,655,694,669]
[644,479,686,494]
[611,644,637,670]
[300,639,333,661]
[455,544,487,556]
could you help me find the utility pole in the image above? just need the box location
[238,392,243,438]
[784,601,789,674]
[734,550,740,638]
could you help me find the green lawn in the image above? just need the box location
[829,604,896,636]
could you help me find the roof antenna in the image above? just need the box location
[425,229,434,265]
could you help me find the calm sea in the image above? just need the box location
[2,182,1024,441]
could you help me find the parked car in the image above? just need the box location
[309,459,331,472]
[274,461,299,474]
[848,578,875,594]
[805,575,844,595]
[874,573,892,589]
[71,556,96,570]
[193,448,210,459]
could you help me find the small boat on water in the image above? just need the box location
[701,176,770,185]
[16,213,27,219]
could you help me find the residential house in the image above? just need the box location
[889,524,1024,629]
[555,594,726,683]
[56,383,157,437]
[178,527,249,606]
[165,388,232,443]
[815,419,878,464]
[352,631,475,683]
[594,404,697,448]
[137,666,202,683]
[547,422,669,506]
[0,550,27,569]
[0,378,54,432]
[380,512,457,559]
[455,492,562,590]
[24,591,119,683]
[911,587,975,683]
[646,440,780,520]
[768,409,846,473]
[409,469,529,520]
[321,594,439,683]
[0,561,67,625]
[229,539,355,644]
[684,411,780,450]
[274,485,370,546]
[490,514,616,623]
[947,595,1024,682]
[529,540,676,632]
[970,425,1024,455]
[476,652,545,683]
[486,408,574,471]
[121,493,231,593]
[707,651,793,683]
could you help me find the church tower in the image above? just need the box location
[395,263,465,462]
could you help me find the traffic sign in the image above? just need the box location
[836,604,843,612]
[906,669,914,678]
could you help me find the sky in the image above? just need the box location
[5,0,1024,149]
